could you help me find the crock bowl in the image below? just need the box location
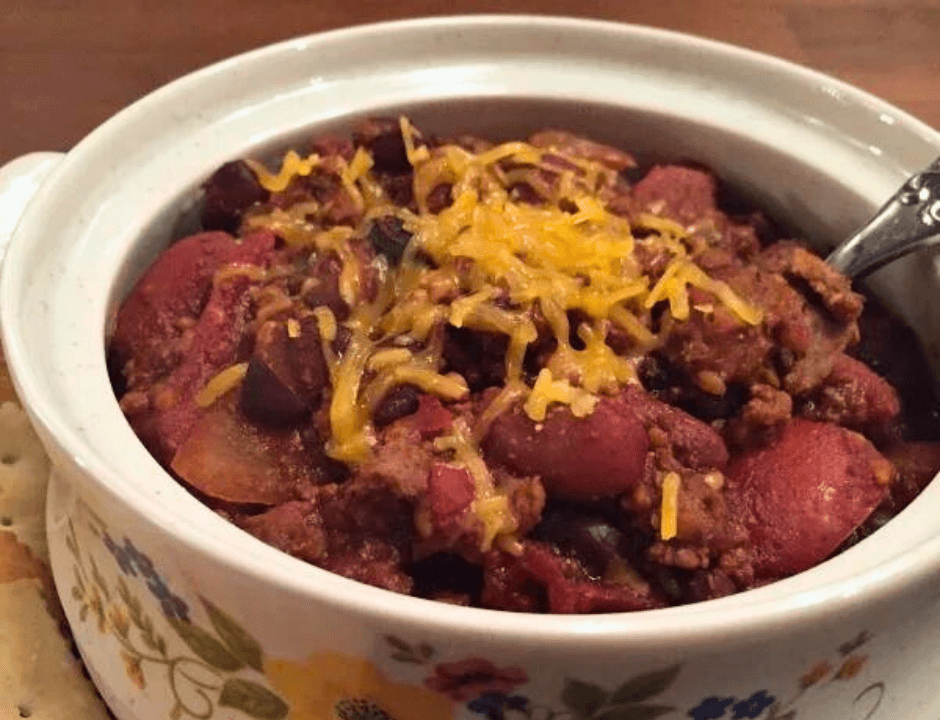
[4,16,940,720]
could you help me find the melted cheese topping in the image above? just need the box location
[243,120,764,548]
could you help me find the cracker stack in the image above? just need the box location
[0,354,109,719]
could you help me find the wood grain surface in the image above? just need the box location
[1,0,938,163]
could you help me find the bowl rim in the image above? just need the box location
[6,14,940,645]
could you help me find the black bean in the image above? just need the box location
[442,326,507,392]
[410,552,483,602]
[353,117,412,174]
[638,353,675,393]
[677,382,749,421]
[373,385,420,427]
[201,160,269,232]
[367,216,412,265]
[534,507,627,578]
[639,354,747,420]
[300,425,350,483]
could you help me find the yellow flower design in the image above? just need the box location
[265,651,454,720]
[89,588,106,633]
[120,650,146,689]
[109,604,130,638]
[835,654,868,680]
[799,660,832,689]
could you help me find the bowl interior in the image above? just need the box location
[5,16,940,640]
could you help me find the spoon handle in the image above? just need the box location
[827,156,940,279]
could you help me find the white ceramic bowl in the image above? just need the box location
[3,16,940,720]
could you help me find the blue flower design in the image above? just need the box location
[467,691,529,720]
[731,691,776,719]
[103,533,136,576]
[103,533,190,622]
[688,696,735,720]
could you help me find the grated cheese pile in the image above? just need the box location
[232,119,764,548]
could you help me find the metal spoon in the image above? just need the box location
[827,156,940,279]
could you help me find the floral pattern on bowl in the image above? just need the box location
[66,515,289,720]
[60,502,888,720]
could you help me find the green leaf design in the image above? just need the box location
[125,590,141,613]
[126,596,148,632]
[65,533,79,559]
[384,635,413,654]
[86,508,108,534]
[73,567,86,595]
[117,575,132,604]
[596,705,674,720]
[610,665,681,704]
[561,678,608,718]
[65,521,80,559]
[114,617,129,639]
[168,617,244,671]
[140,626,162,653]
[89,557,110,601]
[839,630,873,656]
[201,596,264,672]
[218,678,289,719]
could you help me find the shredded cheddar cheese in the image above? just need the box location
[312,307,337,342]
[242,119,765,545]
[524,369,598,422]
[214,263,268,286]
[473,381,528,441]
[342,147,375,187]
[324,324,373,463]
[660,472,681,541]
[399,116,431,165]
[367,348,414,372]
[195,363,249,408]
[247,150,320,193]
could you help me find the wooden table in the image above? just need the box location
[1,0,938,163]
